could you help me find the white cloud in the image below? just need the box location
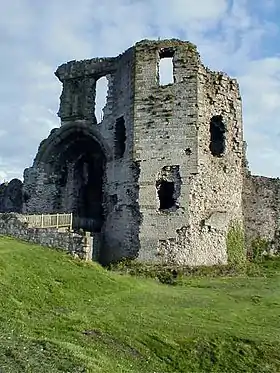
[238,57,280,176]
[0,0,280,180]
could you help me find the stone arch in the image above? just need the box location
[34,122,113,165]
[34,123,112,232]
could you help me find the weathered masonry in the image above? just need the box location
[19,39,246,265]
[1,39,279,264]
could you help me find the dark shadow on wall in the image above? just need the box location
[156,166,182,211]
[157,180,175,209]
[209,115,226,157]
[47,132,106,233]
[0,179,23,213]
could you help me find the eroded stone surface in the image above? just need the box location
[243,173,280,253]
[2,38,279,264]
[22,39,244,265]
[0,179,23,213]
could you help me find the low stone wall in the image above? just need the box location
[0,213,93,260]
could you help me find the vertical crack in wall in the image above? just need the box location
[114,116,126,159]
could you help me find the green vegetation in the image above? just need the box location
[226,221,246,265]
[0,236,280,372]
[249,236,271,262]
[107,258,264,284]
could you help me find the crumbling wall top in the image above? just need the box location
[134,38,200,64]
[55,39,202,81]
[135,38,198,50]
[55,57,116,81]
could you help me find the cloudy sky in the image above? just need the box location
[1,0,280,181]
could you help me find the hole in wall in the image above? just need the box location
[95,76,109,123]
[158,48,175,86]
[158,180,175,209]
[209,115,226,157]
[115,116,126,159]
[156,165,181,211]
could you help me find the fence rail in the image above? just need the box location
[25,213,73,230]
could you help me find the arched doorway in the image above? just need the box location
[72,150,105,232]
[37,127,108,233]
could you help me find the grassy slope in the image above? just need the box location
[0,237,280,372]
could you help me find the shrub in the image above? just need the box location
[226,221,246,265]
[249,237,270,263]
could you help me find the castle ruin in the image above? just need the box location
[1,39,280,264]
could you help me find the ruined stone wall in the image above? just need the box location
[243,174,280,251]
[21,38,246,266]
[185,66,244,265]
[133,40,244,265]
[23,48,140,263]
[0,213,92,259]
[100,48,142,263]
[155,65,244,266]
[0,179,23,213]
[133,40,199,262]
[23,165,58,213]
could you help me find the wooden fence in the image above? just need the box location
[21,213,102,261]
[25,213,73,230]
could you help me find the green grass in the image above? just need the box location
[0,236,280,372]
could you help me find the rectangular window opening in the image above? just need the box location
[158,48,175,86]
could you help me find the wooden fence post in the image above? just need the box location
[70,213,73,231]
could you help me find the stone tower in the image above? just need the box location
[23,39,244,265]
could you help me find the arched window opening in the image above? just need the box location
[209,115,226,157]
[95,76,109,123]
[158,48,175,85]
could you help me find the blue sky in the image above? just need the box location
[1,0,280,181]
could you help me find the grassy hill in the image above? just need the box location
[0,236,280,372]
